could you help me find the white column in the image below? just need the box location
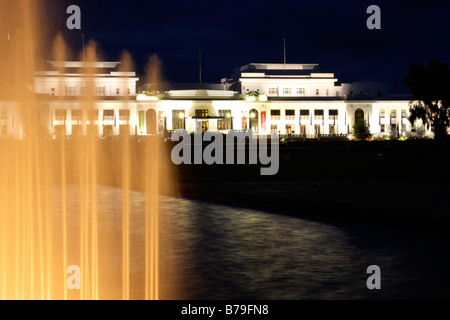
[67,109,72,136]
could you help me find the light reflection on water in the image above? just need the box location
[160,198,450,299]
[58,185,450,300]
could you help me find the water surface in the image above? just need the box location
[59,185,450,299]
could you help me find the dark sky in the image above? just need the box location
[41,0,449,93]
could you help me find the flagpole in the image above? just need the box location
[199,49,202,84]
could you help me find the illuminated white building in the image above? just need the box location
[35,61,138,97]
[222,63,389,99]
[0,61,432,139]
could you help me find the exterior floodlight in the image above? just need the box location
[250,112,256,119]
[259,95,268,101]
[179,112,186,130]
[226,113,231,118]
[136,94,158,101]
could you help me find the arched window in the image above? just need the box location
[146,109,157,135]
[355,109,364,124]
[249,109,259,132]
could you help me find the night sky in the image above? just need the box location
[41,0,449,93]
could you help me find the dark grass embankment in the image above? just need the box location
[171,138,450,182]
[2,137,449,231]
[168,138,450,232]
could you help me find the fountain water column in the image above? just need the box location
[120,52,133,300]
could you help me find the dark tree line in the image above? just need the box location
[405,60,450,140]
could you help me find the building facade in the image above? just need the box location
[0,61,432,140]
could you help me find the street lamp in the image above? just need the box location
[227,113,233,130]
[161,112,168,138]
[179,112,186,130]
[249,112,256,131]
[161,112,166,129]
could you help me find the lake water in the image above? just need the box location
[160,197,450,300]
[59,185,450,300]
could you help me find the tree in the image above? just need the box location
[352,120,372,140]
[405,60,450,140]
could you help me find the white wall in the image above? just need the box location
[240,77,339,97]
[35,75,138,97]
[2,98,419,139]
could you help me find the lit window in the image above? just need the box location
[326,89,329,96]
[329,124,336,134]
[171,110,186,130]
[300,110,310,121]
[391,110,397,118]
[329,110,338,121]
[285,110,295,120]
[381,124,385,133]
[316,89,320,96]
[269,88,278,95]
[314,124,322,135]
[402,110,407,118]
[297,88,305,95]
[286,124,295,134]
[1,109,8,137]
[218,110,232,130]
[195,109,208,118]
[72,110,82,122]
[103,110,115,121]
[95,87,105,96]
[271,110,281,120]
[55,110,67,121]
[116,88,120,95]
[65,87,75,96]
[119,110,130,122]
[380,110,385,118]
[300,125,307,135]
[314,110,324,120]
[283,88,292,95]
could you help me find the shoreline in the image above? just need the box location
[173,179,450,234]
[6,137,446,233]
